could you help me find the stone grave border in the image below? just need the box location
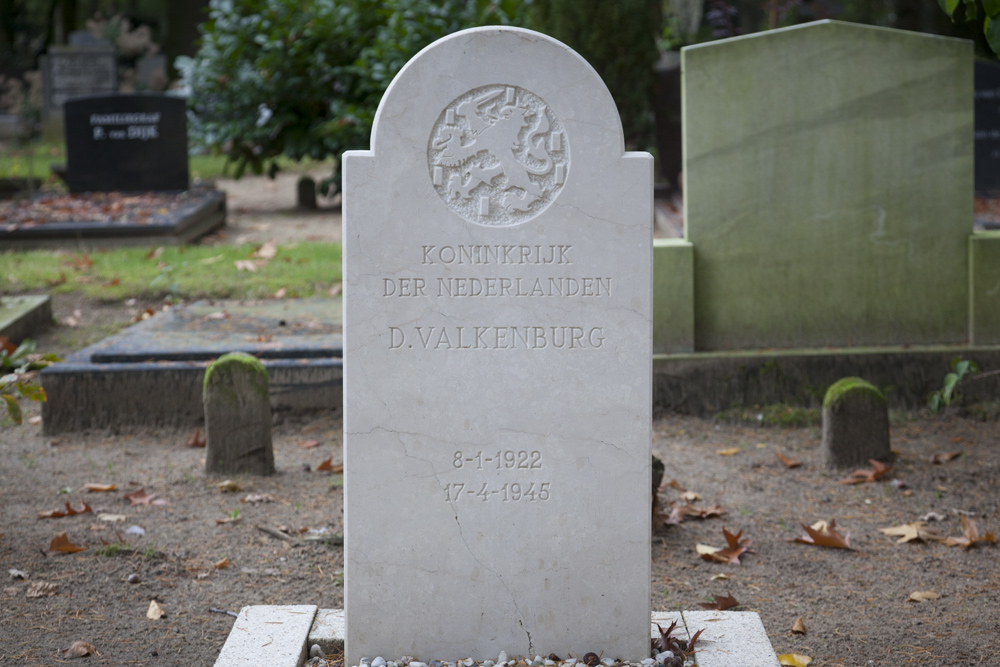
[0,295,52,343]
[213,607,780,667]
[0,189,226,250]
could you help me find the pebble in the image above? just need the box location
[409,662,428,667]
[564,660,577,666]
[372,658,387,667]
[545,661,557,666]
[498,653,508,664]
[482,662,495,666]
[641,660,655,667]
[125,525,145,536]
[602,660,615,667]
[429,661,442,667]
[654,652,673,662]
[310,645,326,659]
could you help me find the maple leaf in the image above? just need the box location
[776,452,802,468]
[60,640,96,659]
[316,457,343,473]
[942,516,997,550]
[83,483,116,493]
[700,594,738,610]
[38,501,92,519]
[837,459,891,485]
[49,532,87,553]
[878,521,943,544]
[701,527,754,565]
[929,451,962,464]
[186,427,206,448]
[794,519,852,549]
[124,489,158,506]
[653,620,685,654]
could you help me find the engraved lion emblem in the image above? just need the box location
[428,85,569,226]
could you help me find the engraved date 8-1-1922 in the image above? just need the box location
[453,450,543,470]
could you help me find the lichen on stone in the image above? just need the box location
[823,376,885,409]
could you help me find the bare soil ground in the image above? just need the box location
[2,176,998,666]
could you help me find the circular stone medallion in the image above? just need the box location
[427,84,570,227]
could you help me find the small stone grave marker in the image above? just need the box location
[204,352,275,476]
[64,93,189,193]
[344,27,653,663]
[41,46,117,115]
[975,60,1000,194]
[821,377,890,468]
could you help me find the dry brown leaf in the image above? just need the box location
[776,452,802,468]
[328,283,342,297]
[26,581,59,598]
[60,640,96,659]
[38,501,92,519]
[665,502,725,525]
[700,594,738,610]
[316,457,343,473]
[701,527,753,565]
[942,515,997,550]
[300,439,321,449]
[709,573,729,581]
[794,519,852,550]
[218,480,241,493]
[254,239,278,259]
[879,521,943,544]
[778,654,812,667]
[234,259,262,272]
[49,532,87,553]
[696,544,720,556]
[274,287,287,299]
[124,489,159,506]
[791,617,807,634]
[83,483,116,493]
[908,590,940,602]
[837,459,892,485]
[214,557,230,570]
[186,427,206,448]
[929,451,963,464]
[146,600,165,619]
[717,447,740,456]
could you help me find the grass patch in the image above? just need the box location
[0,242,342,301]
[715,403,821,428]
[94,543,135,557]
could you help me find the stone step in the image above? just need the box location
[217,607,779,667]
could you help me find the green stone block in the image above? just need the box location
[971,231,1000,345]
[683,21,972,350]
[653,238,694,354]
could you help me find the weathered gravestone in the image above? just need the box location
[204,352,275,476]
[820,377,891,468]
[975,60,1000,194]
[41,46,117,115]
[344,26,653,663]
[64,93,189,193]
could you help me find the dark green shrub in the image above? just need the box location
[178,0,527,193]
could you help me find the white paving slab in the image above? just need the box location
[343,25,653,664]
[680,611,779,667]
[310,608,345,654]
[213,605,317,667]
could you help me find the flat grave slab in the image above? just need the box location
[0,189,226,250]
[214,605,317,667]
[0,295,52,343]
[40,298,342,433]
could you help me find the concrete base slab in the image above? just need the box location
[214,605,317,667]
[0,189,226,250]
[0,295,52,344]
[40,298,342,433]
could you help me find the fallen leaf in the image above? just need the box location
[929,451,962,464]
[717,447,740,456]
[242,493,274,504]
[794,519,852,549]
[214,557,230,570]
[186,427,206,448]
[709,573,729,581]
[776,452,802,468]
[791,617,807,634]
[879,521,943,544]
[300,440,320,449]
[696,544,720,556]
[665,502,725,525]
[98,513,126,522]
[667,479,685,490]
[316,457,343,473]
[837,459,891,485]
[49,533,87,553]
[204,310,230,320]
[146,600,165,619]
[254,239,278,259]
[274,287,287,299]
[46,271,67,286]
[328,283,342,297]
[942,516,997,550]
[755,442,768,449]
[680,491,701,502]
[124,489,159,506]
[920,511,947,522]
[145,247,163,260]
[778,654,812,667]
[60,640,96,659]
[83,483,116,493]
[908,590,941,602]
[26,581,58,597]
[218,480,241,493]
[28,415,42,425]
[700,594,738,610]
[234,259,261,272]
[38,501,92,519]
[701,527,754,565]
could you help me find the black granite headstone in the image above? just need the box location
[975,60,1000,194]
[64,94,189,193]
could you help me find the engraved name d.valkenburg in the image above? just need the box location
[428,85,569,226]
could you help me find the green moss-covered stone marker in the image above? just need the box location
[821,376,890,468]
[204,351,274,476]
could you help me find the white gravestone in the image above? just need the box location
[344,27,652,663]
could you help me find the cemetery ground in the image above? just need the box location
[0,175,997,666]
